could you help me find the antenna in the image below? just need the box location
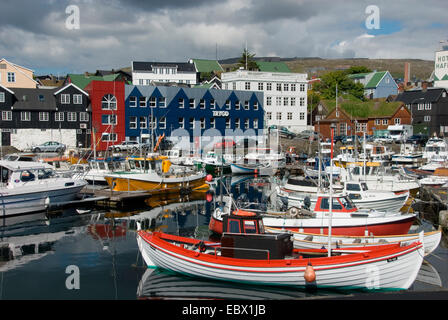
[245,40,248,70]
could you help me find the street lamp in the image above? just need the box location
[330,122,336,159]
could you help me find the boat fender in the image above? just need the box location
[304,262,316,283]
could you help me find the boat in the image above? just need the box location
[164,148,197,166]
[0,160,87,216]
[83,157,127,185]
[278,181,410,213]
[136,228,424,290]
[264,226,441,257]
[422,136,448,164]
[392,143,424,167]
[104,155,209,193]
[230,161,277,176]
[419,167,448,187]
[209,194,416,236]
[194,151,231,175]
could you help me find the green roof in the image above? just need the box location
[192,59,223,73]
[347,72,370,79]
[256,61,291,73]
[67,73,121,89]
[322,95,403,119]
[365,71,387,89]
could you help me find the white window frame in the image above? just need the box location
[159,117,166,129]
[178,98,184,108]
[61,94,70,104]
[140,116,147,129]
[253,118,258,129]
[129,96,137,107]
[55,112,64,122]
[7,72,15,83]
[67,112,77,122]
[394,118,401,125]
[39,112,49,122]
[21,111,31,121]
[0,92,4,103]
[129,116,137,129]
[73,94,82,104]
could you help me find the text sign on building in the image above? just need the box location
[435,50,448,89]
[212,111,230,117]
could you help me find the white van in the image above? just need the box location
[387,125,413,142]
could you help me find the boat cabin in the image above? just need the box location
[126,155,171,173]
[343,182,369,200]
[314,195,357,213]
[88,157,127,172]
[0,161,56,188]
[221,209,293,260]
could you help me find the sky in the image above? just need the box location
[0,0,447,75]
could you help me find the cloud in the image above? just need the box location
[0,0,445,74]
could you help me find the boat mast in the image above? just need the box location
[328,123,336,257]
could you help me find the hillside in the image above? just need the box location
[220,57,434,81]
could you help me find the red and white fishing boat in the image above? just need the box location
[209,195,416,236]
[136,228,424,290]
[265,226,441,257]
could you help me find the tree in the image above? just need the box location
[345,66,372,75]
[313,70,365,100]
[236,49,258,71]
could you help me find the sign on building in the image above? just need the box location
[435,49,448,89]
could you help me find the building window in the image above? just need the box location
[299,112,305,120]
[146,80,150,85]
[101,114,116,125]
[276,97,281,106]
[189,98,195,109]
[424,115,431,122]
[67,112,77,122]
[235,118,240,128]
[200,99,205,109]
[276,83,282,91]
[276,112,282,120]
[266,83,272,91]
[299,97,305,106]
[149,97,156,108]
[139,96,147,107]
[210,117,215,128]
[287,112,293,120]
[38,95,45,102]
[149,117,157,129]
[417,103,423,111]
[80,112,89,122]
[129,116,137,129]
[235,100,240,110]
[245,82,250,90]
[1,111,11,121]
[394,118,401,125]
[226,118,231,129]
[210,99,215,109]
[61,94,70,104]
[140,116,147,129]
[258,82,263,91]
[291,84,296,91]
[21,111,31,121]
[291,97,296,106]
[159,117,166,129]
[139,79,144,85]
[189,118,194,129]
[339,123,346,135]
[179,117,184,129]
[283,83,289,91]
[225,100,230,110]
[266,97,272,106]
[300,84,306,92]
[267,112,272,120]
[200,118,205,129]
[0,92,4,103]
[232,82,236,90]
[7,72,15,83]
[244,101,249,110]
[101,133,117,142]
[253,118,258,129]
[101,94,117,110]
[283,97,289,106]
[39,112,49,121]
[254,101,259,110]
[244,118,249,129]
[73,94,83,104]
[129,96,137,107]
[382,119,388,125]
[55,112,64,122]
[375,119,381,125]
[425,103,431,110]
[178,98,184,108]
[159,97,166,108]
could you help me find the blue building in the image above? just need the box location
[349,71,398,99]
[124,85,264,149]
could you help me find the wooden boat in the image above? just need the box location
[264,226,441,257]
[104,155,209,193]
[209,195,416,236]
[230,161,276,176]
[137,229,424,290]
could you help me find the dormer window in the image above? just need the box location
[38,95,45,102]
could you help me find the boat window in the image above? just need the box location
[361,183,368,191]
[20,170,35,182]
[98,162,106,170]
[135,161,141,169]
[128,160,135,170]
[37,169,53,179]
[339,196,355,210]
[150,160,156,170]
[114,162,122,170]
[346,183,361,191]
[106,162,114,171]
[144,160,150,170]
[320,198,342,210]
[1,167,10,183]
[348,193,361,200]
[243,220,258,234]
[55,162,61,169]
[228,219,241,233]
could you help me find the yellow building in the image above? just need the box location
[0,58,38,88]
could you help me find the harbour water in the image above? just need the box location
[0,175,447,300]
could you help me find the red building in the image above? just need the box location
[84,80,126,152]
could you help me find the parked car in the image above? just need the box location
[373,135,393,144]
[108,141,141,152]
[406,134,429,146]
[269,125,297,139]
[32,141,66,153]
[297,130,320,140]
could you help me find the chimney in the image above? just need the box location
[404,62,410,84]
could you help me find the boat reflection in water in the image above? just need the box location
[137,268,349,300]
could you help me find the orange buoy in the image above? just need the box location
[304,261,316,283]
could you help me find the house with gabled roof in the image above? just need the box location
[132,61,198,87]
[348,71,398,99]
[63,73,127,90]
[0,58,38,89]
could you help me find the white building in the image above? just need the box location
[434,40,448,90]
[221,69,308,133]
[132,61,198,86]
